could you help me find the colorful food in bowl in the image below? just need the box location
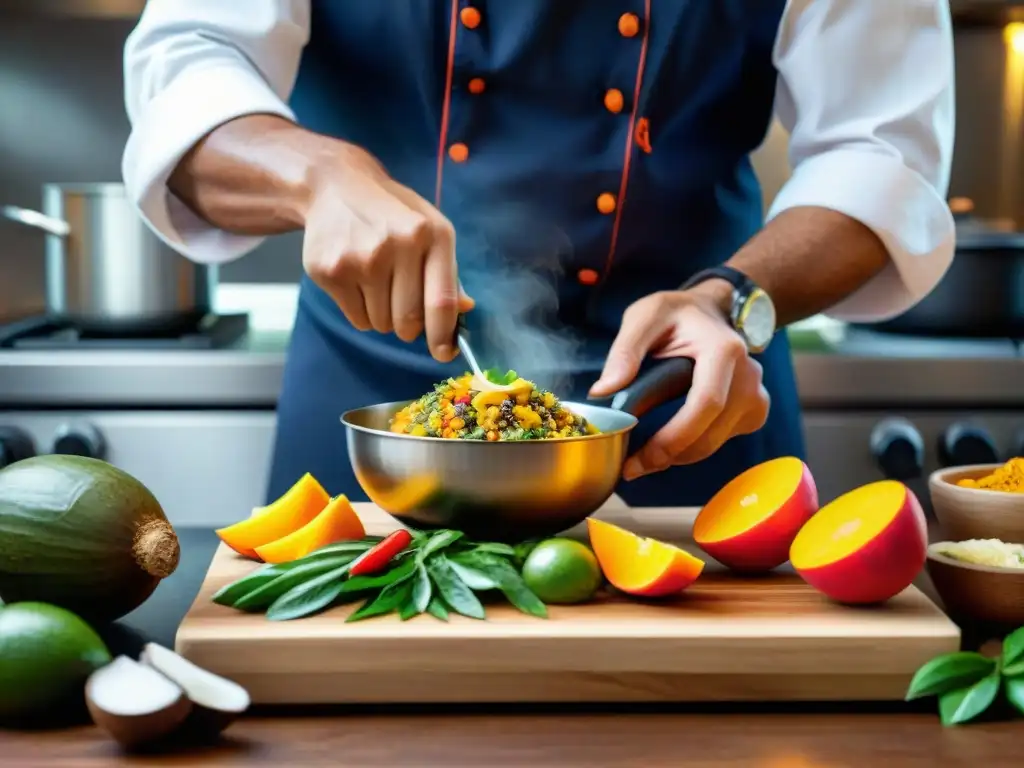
[388,372,599,441]
[928,464,1024,543]
[926,539,1024,625]
[955,458,1024,492]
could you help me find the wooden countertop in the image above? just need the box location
[6,702,1021,766]
[3,522,1021,765]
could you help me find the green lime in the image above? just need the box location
[0,602,112,720]
[521,538,602,604]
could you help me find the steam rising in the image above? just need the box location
[455,209,583,395]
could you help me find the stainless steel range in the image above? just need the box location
[0,311,286,528]
[0,314,1021,527]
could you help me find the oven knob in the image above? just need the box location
[939,424,999,468]
[0,426,36,469]
[51,422,106,460]
[870,418,924,480]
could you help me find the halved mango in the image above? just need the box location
[216,473,330,559]
[587,518,705,597]
[254,494,366,564]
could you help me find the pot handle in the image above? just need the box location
[599,356,695,418]
[0,205,70,237]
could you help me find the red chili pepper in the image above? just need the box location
[349,529,413,576]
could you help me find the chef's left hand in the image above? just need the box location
[589,287,771,480]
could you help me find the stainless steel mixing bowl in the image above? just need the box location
[341,358,694,541]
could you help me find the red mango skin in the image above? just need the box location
[696,464,819,573]
[613,561,705,598]
[793,486,927,605]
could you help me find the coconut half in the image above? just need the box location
[140,643,250,737]
[85,656,192,749]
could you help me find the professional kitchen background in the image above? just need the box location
[2,0,1024,526]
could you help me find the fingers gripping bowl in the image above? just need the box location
[341,358,695,541]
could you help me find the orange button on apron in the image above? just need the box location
[618,13,640,38]
[577,269,600,286]
[448,143,469,163]
[460,7,481,29]
[596,193,617,214]
[468,77,486,94]
[604,88,624,114]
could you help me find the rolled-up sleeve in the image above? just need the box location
[769,0,956,322]
[122,0,309,264]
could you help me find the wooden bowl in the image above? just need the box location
[926,549,1024,625]
[929,464,1024,542]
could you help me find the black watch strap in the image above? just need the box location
[680,265,757,298]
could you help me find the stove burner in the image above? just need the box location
[0,313,249,350]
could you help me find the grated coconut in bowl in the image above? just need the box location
[930,539,1024,569]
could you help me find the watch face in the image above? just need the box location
[740,289,776,351]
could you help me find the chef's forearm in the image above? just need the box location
[721,206,890,327]
[167,114,343,236]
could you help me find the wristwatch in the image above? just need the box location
[680,266,777,353]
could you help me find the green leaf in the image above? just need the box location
[427,556,485,619]
[416,530,464,562]
[1005,676,1024,716]
[1003,661,1024,677]
[347,579,414,623]
[483,368,518,386]
[938,672,1001,726]
[426,596,449,622]
[463,541,517,557]
[447,557,499,590]
[411,563,432,613]
[265,564,352,621]
[339,557,417,594]
[512,540,540,567]
[233,555,358,611]
[455,551,547,619]
[1002,626,1024,669]
[302,538,381,559]
[211,562,292,606]
[905,652,997,701]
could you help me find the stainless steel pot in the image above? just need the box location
[1,183,215,333]
[341,358,695,541]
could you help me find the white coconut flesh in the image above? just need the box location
[141,643,250,713]
[87,655,186,717]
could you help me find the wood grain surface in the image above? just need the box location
[176,502,960,704]
[6,705,1021,767]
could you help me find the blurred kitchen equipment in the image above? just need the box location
[1,183,215,333]
[342,357,695,541]
[864,199,1024,337]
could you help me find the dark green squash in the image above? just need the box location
[0,455,180,623]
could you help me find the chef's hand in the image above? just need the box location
[301,144,474,362]
[589,287,770,480]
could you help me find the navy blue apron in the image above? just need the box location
[268,0,805,506]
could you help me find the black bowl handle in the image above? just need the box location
[601,357,695,418]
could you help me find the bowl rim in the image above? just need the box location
[339,399,639,444]
[928,463,1024,497]
[927,547,1024,576]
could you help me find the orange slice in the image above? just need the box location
[587,518,704,597]
[255,495,366,564]
[216,472,330,559]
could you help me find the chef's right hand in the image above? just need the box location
[301,144,474,363]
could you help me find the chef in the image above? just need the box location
[122,2,955,506]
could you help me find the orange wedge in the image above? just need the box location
[587,518,705,597]
[255,494,366,564]
[216,472,330,559]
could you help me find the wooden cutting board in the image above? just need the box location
[176,500,960,704]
